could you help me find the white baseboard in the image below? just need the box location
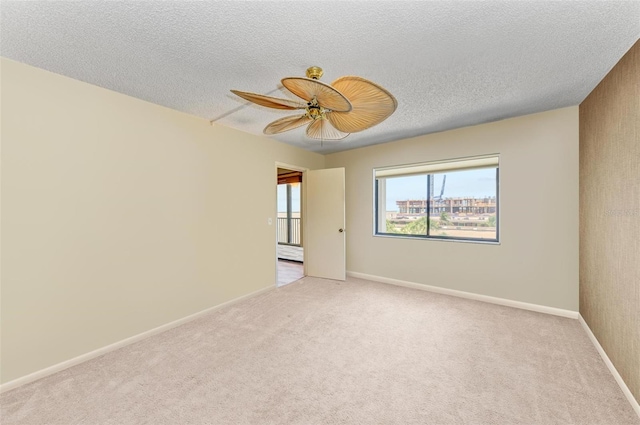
[578,315,640,418]
[346,271,579,319]
[0,285,275,394]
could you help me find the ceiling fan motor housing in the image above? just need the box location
[306,97,325,120]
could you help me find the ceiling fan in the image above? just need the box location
[231,66,397,141]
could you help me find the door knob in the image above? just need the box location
[339,228,344,233]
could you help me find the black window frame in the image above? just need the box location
[374,157,500,243]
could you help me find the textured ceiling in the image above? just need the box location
[1,1,639,154]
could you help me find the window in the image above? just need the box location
[277,183,301,245]
[375,155,499,242]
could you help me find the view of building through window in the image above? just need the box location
[376,162,498,241]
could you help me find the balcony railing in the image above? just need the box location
[277,217,301,246]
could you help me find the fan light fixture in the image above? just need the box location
[231,66,397,141]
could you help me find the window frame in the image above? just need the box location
[373,155,500,244]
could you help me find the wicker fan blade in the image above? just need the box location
[326,76,397,133]
[306,119,349,140]
[281,77,352,112]
[264,114,312,135]
[230,90,305,110]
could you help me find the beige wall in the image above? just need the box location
[0,59,324,383]
[326,107,579,310]
[579,40,639,403]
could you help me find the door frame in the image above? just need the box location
[275,162,309,284]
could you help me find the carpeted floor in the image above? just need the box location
[1,277,638,425]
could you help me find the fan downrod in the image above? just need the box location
[306,66,324,80]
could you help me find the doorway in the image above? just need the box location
[276,167,304,286]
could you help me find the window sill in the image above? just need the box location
[373,233,500,245]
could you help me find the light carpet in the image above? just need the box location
[1,276,638,424]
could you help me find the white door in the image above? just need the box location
[305,168,346,281]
